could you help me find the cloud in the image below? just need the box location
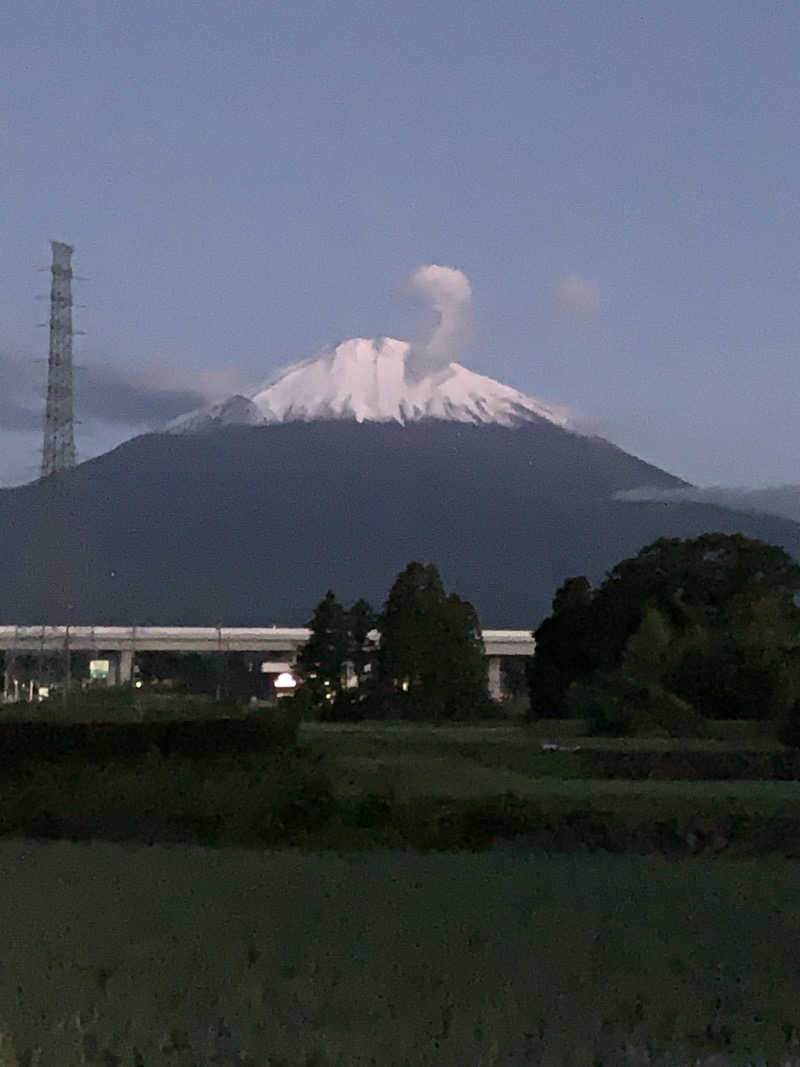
[0,348,238,434]
[0,397,42,432]
[0,351,44,431]
[614,484,800,524]
[555,275,602,317]
[0,430,45,487]
[0,349,240,485]
[404,264,473,380]
[76,364,209,427]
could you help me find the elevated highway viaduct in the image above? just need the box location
[0,626,535,702]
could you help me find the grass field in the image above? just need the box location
[299,720,800,813]
[299,721,780,750]
[298,722,787,790]
[1,842,800,1065]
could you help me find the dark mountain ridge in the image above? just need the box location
[2,418,800,628]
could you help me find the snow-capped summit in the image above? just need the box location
[168,337,573,433]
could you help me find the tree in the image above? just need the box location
[526,575,596,720]
[346,597,377,686]
[664,632,800,721]
[295,590,350,704]
[621,607,675,687]
[553,575,593,615]
[527,533,800,727]
[429,593,489,719]
[602,532,800,638]
[378,562,446,692]
[565,670,701,738]
[378,562,490,719]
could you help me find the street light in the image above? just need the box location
[274,672,297,699]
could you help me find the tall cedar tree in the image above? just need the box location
[295,590,350,700]
[347,597,377,685]
[379,562,489,719]
[526,576,595,720]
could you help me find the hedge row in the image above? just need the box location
[458,745,800,780]
[332,792,800,857]
[376,740,800,781]
[0,712,298,767]
[579,749,800,780]
[0,747,332,846]
[3,749,800,855]
[0,693,250,723]
[2,722,795,779]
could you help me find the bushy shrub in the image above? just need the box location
[285,685,316,720]
[565,673,646,736]
[325,689,371,721]
[665,640,799,721]
[350,686,495,723]
[566,672,702,737]
[347,791,395,829]
[647,688,704,738]
[0,746,335,845]
[458,792,532,848]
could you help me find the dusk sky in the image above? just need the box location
[2,0,799,489]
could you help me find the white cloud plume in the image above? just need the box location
[404,264,473,380]
[555,275,602,316]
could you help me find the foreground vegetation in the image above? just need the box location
[0,688,797,1062]
[2,842,800,1066]
[5,535,800,1062]
[528,533,800,743]
[0,719,798,857]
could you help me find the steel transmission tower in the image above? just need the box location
[41,240,77,478]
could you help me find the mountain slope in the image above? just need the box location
[3,419,800,629]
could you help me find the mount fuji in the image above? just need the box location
[3,262,800,627]
[167,337,573,433]
[2,388,800,627]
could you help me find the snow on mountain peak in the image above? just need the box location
[168,336,573,433]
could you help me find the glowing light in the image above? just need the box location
[274,672,297,690]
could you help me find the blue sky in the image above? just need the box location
[2,0,799,488]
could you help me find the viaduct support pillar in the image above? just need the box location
[487,655,503,701]
[117,650,134,686]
